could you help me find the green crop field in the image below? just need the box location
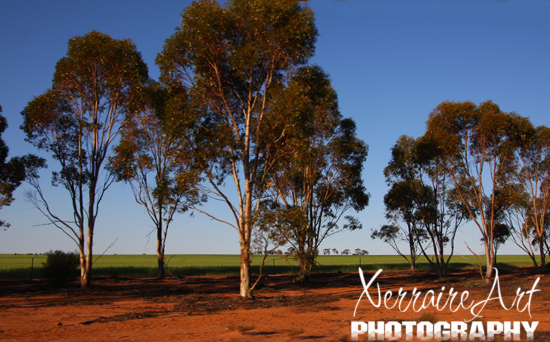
[0,253,537,280]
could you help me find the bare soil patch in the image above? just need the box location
[0,268,548,341]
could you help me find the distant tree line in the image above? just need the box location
[250,247,369,256]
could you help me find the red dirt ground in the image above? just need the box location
[0,268,548,341]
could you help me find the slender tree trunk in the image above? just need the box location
[298,259,308,282]
[306,242,316,279]
[540,239,546,273]
[156,203,165,280]
[156,247,165,279]
[78,114,86,288]
[438,245,447,278]
[409,233,416,272]
[239,238,252,298]
[156,220,165,280]
[78,238,86,288]
[484,240,494,282]
[236,169,252,296]
[157,253,165,279]
[84,185,96,287]
[297,247,313,283]
[239,184,253,298]
[296,236,309,282]
[82,168,98,288]
[83,225,93,288]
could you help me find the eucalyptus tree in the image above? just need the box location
[414,136,468,277]
[109,84,201,279]
[502,186,540,267]
[373,136,427,272]
[373,179,430,272]
[21,31,148,287]
[377,129,492,278]
[258,66,369,282]
[157,0,317,297]
[423,100,522,281]
[506,124,550,272]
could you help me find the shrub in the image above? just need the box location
[42,250,79,287]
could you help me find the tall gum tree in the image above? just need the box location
[21,31,148,288]
[380,135,468,277]
[109,84,202,279]
[415,136,468,278]
[259,66,369,281]
[374,135,427,272]
[157,0,317,298]
[424,100,521,281]
[507,123,550,272]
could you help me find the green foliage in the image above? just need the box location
[0,105,46,228]
[109,83,202,279]
[42,250,79,287]
[504,122,550,272]
[255,65,369,281]
[421,100,548,279]
[371,225,400,244]
[21,31,149,287]
[157,0,320,297]
[376,132,465,277]
[22,30,149,189]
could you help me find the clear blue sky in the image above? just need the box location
[0,0,548,255]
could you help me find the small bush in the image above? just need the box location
[42,250,79,287]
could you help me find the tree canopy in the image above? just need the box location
[157,0,318,298]
[423,100,532,280]
[0,105,45,229]
[109,83,202,279]
[21,30,149,287]
[258,67,369,281]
